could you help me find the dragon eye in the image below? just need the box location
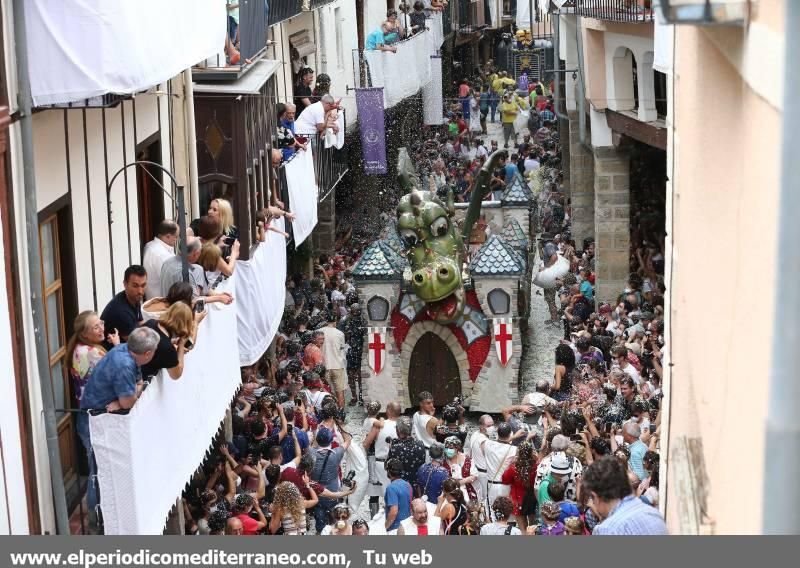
[400,229,419,247]
[430,217,448,238]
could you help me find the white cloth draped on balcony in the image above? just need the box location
[653,11,674,75]
[25,0,226,106]
[91,218,288,534]
[423,56,444,125]
[235,218,288,367]
[364,31,434,108]
[286,147,319,247]
[90,277,240,535]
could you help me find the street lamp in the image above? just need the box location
[107,161,189,285]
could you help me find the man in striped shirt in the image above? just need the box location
[582,456,668,535]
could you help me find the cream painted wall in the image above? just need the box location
[0,207,30,534]
[665,20,782,534]
[315,0,359,122]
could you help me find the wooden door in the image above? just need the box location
[408,332,462,406]
[39,214,79,487]
[136,139,165,256]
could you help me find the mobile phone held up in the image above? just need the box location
[193,299,205,314]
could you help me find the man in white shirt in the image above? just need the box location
[294,94,338,136]
[523,153,540,173]
[142,220,178,299]
[466,415,494,504]
[480,422,517,519]
[364,401,401,515]
[611,345,642,385]
[412,391,438,457]
[475,140,489,159]
[321,311,348,408]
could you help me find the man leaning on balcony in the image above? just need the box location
[294,94,340,137]
[365,23,398,53]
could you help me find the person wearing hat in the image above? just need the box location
[534,435,583,502]
[309,426,352,533]
[536,452,573,521]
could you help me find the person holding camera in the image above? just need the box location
[139,302,199,381]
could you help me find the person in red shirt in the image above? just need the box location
[280,453,357,502]
[232,493,268,535]
[500,441,537,532]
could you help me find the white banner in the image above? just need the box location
[493,318,513,367]
[91,278,240,535]
[26,0,226,106]
[367,327,387,375]
[364,28,434,108]
[236,218,288,366]
[423,56,444,125]
[286,146,319,246]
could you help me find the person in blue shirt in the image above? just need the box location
[384,458,413,532]
[415,444,450,502]
[366,24,398,52]
[78,326,158,527]
[579,268,594,302]
[583,456,668,535]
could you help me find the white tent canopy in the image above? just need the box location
[25,0,226,106]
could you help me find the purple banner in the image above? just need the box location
[355,87,387,175]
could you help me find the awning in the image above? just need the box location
[193,60,282,95]
[26,0,227,107]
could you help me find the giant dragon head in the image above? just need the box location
[394,148,505,324]
[397,188,465,324]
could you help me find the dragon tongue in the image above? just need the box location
[428,293,458,319]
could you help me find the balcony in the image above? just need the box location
[270,0,303,24]
[89,215,290,533]
[575,0,655,22]
[193,0,271,80]
[304,0,337,10]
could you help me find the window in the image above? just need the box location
[40,215,68,418]
[654,70,668,119]
[335,7,344,71]
[487,288,510,315]
[367,296,390,321]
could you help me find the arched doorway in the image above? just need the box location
[408,332,462,405]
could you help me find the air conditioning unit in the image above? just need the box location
[289,29,317,57]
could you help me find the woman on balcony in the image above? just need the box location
[67,310,120,531]
[139,302,198,381]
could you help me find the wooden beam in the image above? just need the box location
[605,108,667,151]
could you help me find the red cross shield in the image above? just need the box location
[368,327,387,374]
[493,318,513,367]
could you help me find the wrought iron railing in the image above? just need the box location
[575,0,655,22]
[270,0,303,25]
[36,93,131,110]
[194,0,270,78]
[289,110,349,202]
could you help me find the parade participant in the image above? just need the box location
[412,391,439,454]
[365,401,400,513]
[481,423,517,519]
[467,415,495,504]
[398,498,440,535]
[362,401,384,518]
[434,404,467,446]
[443,436,478,501]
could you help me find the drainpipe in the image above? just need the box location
[575,15,588,146]
[552,12,568,121]
[182,69,200,219]
[763,0,800,535]
[12,0,70,534]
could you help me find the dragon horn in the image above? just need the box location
[461,149,506,244]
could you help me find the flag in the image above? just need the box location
[355,87,387,175]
